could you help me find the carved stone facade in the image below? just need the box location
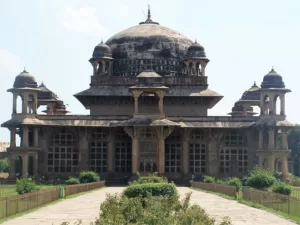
[1,8,294,183]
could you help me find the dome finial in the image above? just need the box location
[195,39,197,43]
[23,66,26,72]
[147,4,151,20]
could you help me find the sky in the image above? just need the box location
[0,0,299,141]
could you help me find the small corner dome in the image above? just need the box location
[92,40,112,59]
[241,82,260,100]
[261,68,285,89]
[185,41,206,58]
[13,69,38,88]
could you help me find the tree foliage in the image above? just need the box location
[0,157,9,173]
[288,124,300,158]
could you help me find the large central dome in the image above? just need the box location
[89,8,208,76]
[106,23,193,60]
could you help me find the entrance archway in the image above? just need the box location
[28,155,34,176]
[139,128,158,174]
[15,155,23,178]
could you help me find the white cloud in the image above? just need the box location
[62,7,108,34]
[0,49,24,77]
[119,4,129,17]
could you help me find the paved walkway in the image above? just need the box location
[1,187,298,225]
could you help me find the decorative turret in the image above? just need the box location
[184,41,209,76]
[259,68,291,116]
[89,40,113,76]
[8,69,39,114]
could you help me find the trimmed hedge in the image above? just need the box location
[129,175,168,186]
[66,177,80,185]
[272,182,292,195]
[124,182,178,198]
[79,171,100,183]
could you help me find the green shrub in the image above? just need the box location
[227,177,242,191]
[0,158,9,172]
[216,179,227,185]
[129,172,168,186]
[272,182,293,195]
[79,171,100,183]
[246,167,276,189]
[203,176,215,183]
[16,177,40,195]
[123,182,178,198]
[66,177,80,185]
[95,192,232,225]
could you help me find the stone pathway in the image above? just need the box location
[1,187,298,225]
[178,187,297,225]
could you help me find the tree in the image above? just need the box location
[288,124,300,158]
[0,158,10,172]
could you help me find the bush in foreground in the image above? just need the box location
[203,176,216,183]
[16,177,40,194]
[66,177,80,185]
[124,182,178,198]
[272,182,292,195]
[246,167,276,190]
[94,192,232,225]
[227,177,242,191]
[79,171,100,183]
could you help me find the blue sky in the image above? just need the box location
[0,0,299,141]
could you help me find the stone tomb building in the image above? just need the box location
[1,9,294,183]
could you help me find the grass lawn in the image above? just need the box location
[0,184,64,198]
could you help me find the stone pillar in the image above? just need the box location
[34,153,38,177]
[201,62,206,76]
[10,127,16,147]
[207,130,220,176]
[258,155,264,168]
[78,129,89,172]
[158,127,165,175]
[132,132,139,174]
[22,153,28,178]
[13,93,17,114]
[102,61,105,73]
[267,154,274,171]
[281,129,288,149]
[34,127,39,147]
[9,153,16,179]
[32,94,37,114]
[268,128,275,149]
[157,91,165,115]
[22,126,29,148]
[93,61,97,75]
[280,94,285,116]
[182,130,189,177]
[132,91,141,114]
[23,92,28,114]
[282,156,288,179]
[258,128,263,149]
[107,134,115,174]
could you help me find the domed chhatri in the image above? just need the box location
[241,81,260,100]
[13,69,38,88]
[261,67,285,89]
[92,40,112,59]
[185,41,207,59]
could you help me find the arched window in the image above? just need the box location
[48,129,77,173]
[115,130,132,173]
[90,128,107,173]
[16,95,23,114]
[189,129,206,174]
[165,129,181,173]
[220,131,248,175]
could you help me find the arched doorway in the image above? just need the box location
[139,128,158,174]
[28,155,34,177]
[15,155,23,178]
